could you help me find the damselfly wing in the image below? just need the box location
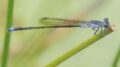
[40,17,87,26]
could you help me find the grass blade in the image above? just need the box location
[112,46,120,67]
[46,26,115,67]
[1,0,14,67]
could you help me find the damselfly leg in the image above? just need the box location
[94,27,100,35]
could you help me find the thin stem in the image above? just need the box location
[112,46,120,67]
[46,27,114,67]
[1,0,14,67]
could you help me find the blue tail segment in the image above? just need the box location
[8,28,15,32]
[8,28,24,32]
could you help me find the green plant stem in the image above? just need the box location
[1,0,14,67]
[112,46,120,67]
[46,28,114,67]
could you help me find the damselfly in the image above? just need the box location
[8,17,110,35]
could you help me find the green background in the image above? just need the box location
[0,0,120,67]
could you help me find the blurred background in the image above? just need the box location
[0,0,120,67]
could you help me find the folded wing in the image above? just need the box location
[40,17,88,26]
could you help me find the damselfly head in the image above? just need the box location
[104,18,110,28]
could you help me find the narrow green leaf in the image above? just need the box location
[112,46,120,67]
[46,26,115,67]
[1,0,14,67]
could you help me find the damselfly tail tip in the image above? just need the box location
[7,28,15,32]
